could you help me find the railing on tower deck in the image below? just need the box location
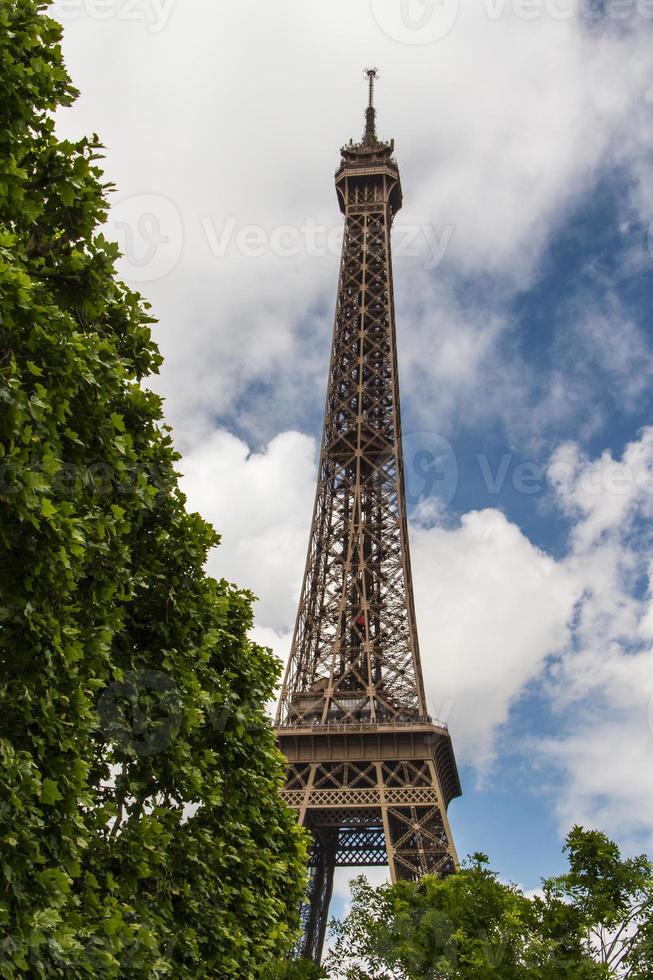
[335,156,399,176]
[276,716,450,734]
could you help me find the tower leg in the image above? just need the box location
[297,828,338,963]
[378,759,457,882]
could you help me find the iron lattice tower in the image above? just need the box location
[275,70,461,963]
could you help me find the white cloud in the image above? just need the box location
[540,429,653,847]
[411,508,577,765]
[331,865,390,910]
[541,709,653,851]
[179,428,317,632]
[569,312,653,413]
[548,428,653,549]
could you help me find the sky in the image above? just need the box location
[52,0,653,926]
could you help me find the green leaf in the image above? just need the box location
[40,497,57,518]
[40,779,63,805]
[102,912,122,937]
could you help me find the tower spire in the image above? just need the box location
[364,67,379,143]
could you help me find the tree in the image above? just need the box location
[327,831,653,979]
[542,828,653,978]
[0,2,306,975]
[262,958,328,979]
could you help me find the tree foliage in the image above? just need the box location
[543,828,653,978]
[327,830,653,979]
[262,958,328,979]
[0,2,306,975]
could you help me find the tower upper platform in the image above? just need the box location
[335,68,403,216]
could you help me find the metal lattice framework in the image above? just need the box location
[275,71,461,964]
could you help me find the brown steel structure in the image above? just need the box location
[275,70,461,963]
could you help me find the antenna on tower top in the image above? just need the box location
[365,67,379,106]
[363,67,379,143]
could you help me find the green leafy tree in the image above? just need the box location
[262,957,328,979]
[326,832,652,979]
[542,828,653,978]
[0,1,306,975]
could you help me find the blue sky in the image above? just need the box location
[53,0,653,923]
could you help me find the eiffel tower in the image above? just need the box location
[275,69,461,963]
